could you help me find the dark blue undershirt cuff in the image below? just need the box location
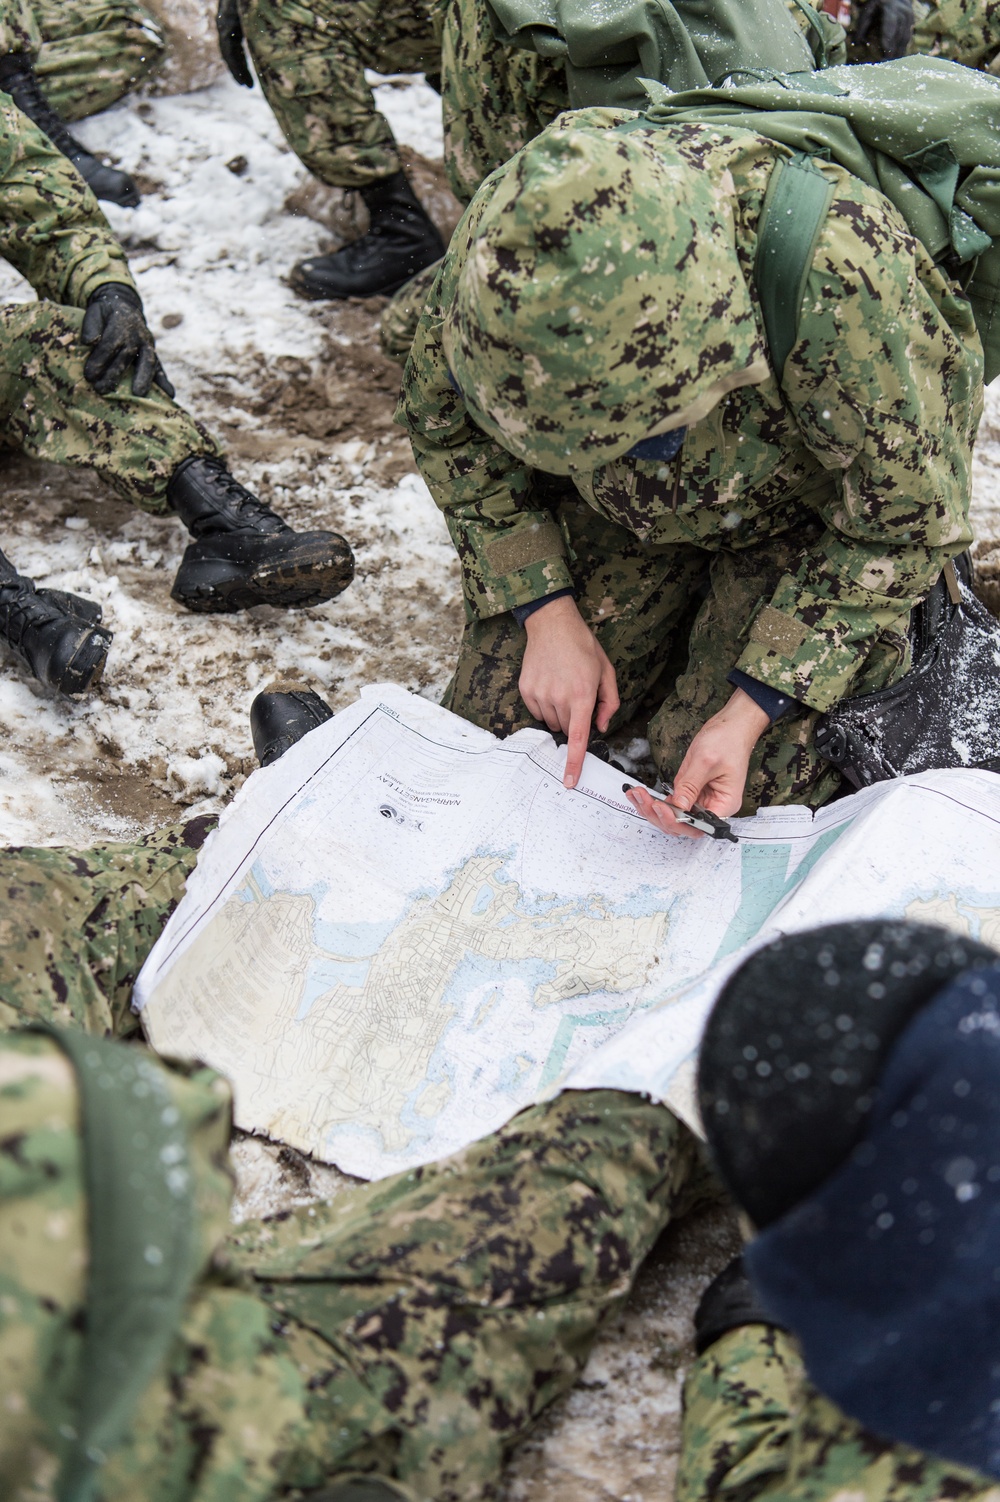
[511,588,576,628]
[727,668,799,723]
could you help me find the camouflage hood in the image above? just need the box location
[443,117,770,475]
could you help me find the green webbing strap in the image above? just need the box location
[32,1027,201,1502]
[753,152,836,377]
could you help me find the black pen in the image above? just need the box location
[622,782,739,843]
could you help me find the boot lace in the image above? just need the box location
[0,577,64,653]
[198,458,285,530]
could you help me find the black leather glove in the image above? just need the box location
[217,0,254,88]
[854,0,914,58]
[82,284,175,399]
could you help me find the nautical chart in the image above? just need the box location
[135,685,1000,1179]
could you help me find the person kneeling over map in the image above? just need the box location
[396,108,983,834]
[2,873,995,1499]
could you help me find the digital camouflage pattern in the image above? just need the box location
[440,499,909,813]
[0,97,217,509]
[0,0,164,122]
[678,1323,1000,1502]
[442,122,769,476]
[399,112,982,800]
[0,92,136,307]
[911,0,1000,70]
[0,299,217,512]
[441,0,568,205]
[440,0,829,208]
[0,815,215,1040]
[791,0,1000,69]
[238,0,440,190]
[379,256,442,362]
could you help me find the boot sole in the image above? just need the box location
[171,546,355,614]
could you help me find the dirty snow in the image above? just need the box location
[0,73,460,841]
[2,67,1000,1502]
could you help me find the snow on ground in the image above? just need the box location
[0,73,461,843]
[3,70,1000,1502]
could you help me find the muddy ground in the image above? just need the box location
[3,68,1000,1501]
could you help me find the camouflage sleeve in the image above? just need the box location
[398,191,574,620]
[911,0,1000,71]
[734,173,982,714]
[677,1323,802,1502]
[0,95,137,307]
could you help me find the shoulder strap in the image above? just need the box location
[32,1027,217,1502]
[754,152,835,376]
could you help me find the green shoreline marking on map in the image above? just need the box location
[539,1007,633,1091]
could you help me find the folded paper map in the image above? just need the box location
[134,685,1000,1179]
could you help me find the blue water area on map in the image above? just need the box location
[439,952,560,1022]
[472,883,494,914]
[295,915,401,1019]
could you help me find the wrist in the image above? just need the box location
[522,592,581,636]
[89,281,143,309]
[719,687,771,745]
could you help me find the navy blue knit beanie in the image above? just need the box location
[699,920,1000,1479]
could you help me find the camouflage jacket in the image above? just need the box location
[0,92,136,307]
[398,112,983,714]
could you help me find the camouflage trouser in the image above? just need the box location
[441,0,568,205]
[0,822,719,1502]
[0,814,215,1038]
[0,300,218,514]
[379,257,442,361]
[678,1323,993,1502]
[239,0,440,191]
[0,0,164,122]
[444,497,909,814]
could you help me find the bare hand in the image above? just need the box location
[626,688,770,839]
[519,595,620,789]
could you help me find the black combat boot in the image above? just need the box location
[168,456,355,613]
[0,52,141,208]
[290,170,445,300]
[250,686,334,767]
[0,551,112,694]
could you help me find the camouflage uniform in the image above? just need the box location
[678,1323,998,1502]
[0,96,217,510]
[791,0,1000,70]
[440,0,567,206]
[398,113,982,812]
[911,0,1000,69]
[0,815,216,1039]
[0,821,716,1502]
[238,0,440,191]
[0,0,164,122]
[440,0,821,208]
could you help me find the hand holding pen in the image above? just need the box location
[622,781,739,843]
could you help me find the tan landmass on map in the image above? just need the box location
[905,893,1000,950]
[144,855,667,1159]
